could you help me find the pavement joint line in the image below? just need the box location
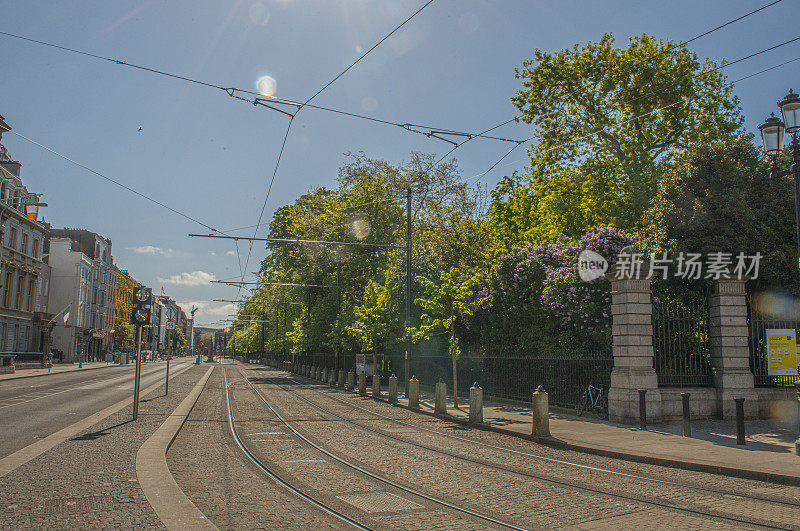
[135,366,216,531]
[0,361,196,479]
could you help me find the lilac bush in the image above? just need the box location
[467,227,635,350]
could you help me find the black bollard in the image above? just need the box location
[638,389,647,431]
[681,392,691,437]
[734,397,746,445]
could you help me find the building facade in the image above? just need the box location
[0,126,51,360]
[48,229,114,362]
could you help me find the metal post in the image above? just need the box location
[681,392,691,437]
[336,247,341,375]
[792,137,800,270]
[734,397,746,445]
[404,187,411,397]
[794,375,800,455]
[165,356,170,396]
[132,325,142,420]
[638,389,647,431]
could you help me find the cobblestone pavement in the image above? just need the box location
[223,365,500,530]
[240,365,800,530]
[0,364,207,529]
[167,367,350,530]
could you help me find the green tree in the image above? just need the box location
[640,137,799,291]
[348,271,400,372]
[494,33,744,245]
[200,332,215,361]
[412,268,486,409]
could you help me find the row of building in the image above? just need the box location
[0,115,193,364]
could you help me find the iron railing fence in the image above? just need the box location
[384,350,613,409]
[746,291,800,387]
[651,282,712,387]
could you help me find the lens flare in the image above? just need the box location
[249,2,271,25]
[349,218,371,240]
[256,75,277,97]
[361,96,378,111]
[355,45,363,55]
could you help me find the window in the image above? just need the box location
[2,272,11,308]
[93,288,97,305]
[15,274,24,310]
[21,233,28,255]
[26,278,34,312]
[0,181,6,201]
[9,227,16,249]
[32,238,39,259]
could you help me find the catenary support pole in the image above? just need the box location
[405,187,411,397]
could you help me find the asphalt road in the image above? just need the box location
[0,358,194,458]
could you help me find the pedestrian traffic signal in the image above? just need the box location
[131,286,152,326]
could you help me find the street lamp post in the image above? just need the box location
[759,89,800,456]
[759,89,800,267]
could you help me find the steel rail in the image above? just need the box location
[282,371,800,509]
[222,366,373,531]
[235,365,530,531]
[266,375,795,529]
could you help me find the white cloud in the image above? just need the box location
[226,250,236,256]
[177,301,237,326]
[210,251,216,257]
[158,270,216,286]
[128,246,175,256]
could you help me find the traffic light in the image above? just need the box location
[131,286,152,326]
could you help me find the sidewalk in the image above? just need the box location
[395,389,800,485]
[0,361,122,381]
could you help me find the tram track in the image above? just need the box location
[228,365,531,530]
[240,365,798,530]
[283,371,800,509]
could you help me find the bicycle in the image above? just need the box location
[576,384,608,419]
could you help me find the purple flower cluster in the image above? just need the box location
[471,227,635,334]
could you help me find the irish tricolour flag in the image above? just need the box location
[61,305,70,326]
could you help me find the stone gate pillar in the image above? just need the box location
[608,277,661,423]
[708,279,756,418]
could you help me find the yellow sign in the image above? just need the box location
[765,329,799,376]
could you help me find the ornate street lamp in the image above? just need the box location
[759,89,800,268]
[760,89,800,456]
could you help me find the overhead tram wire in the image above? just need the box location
[463,43,800,187]
[8,129,223,235]
[237,0,437,290]
[432,0,789,161]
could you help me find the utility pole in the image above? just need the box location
[337,247,342,373]
[405,186,412,396]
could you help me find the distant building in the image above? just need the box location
[48,229,114,362]
[0,119,52,359]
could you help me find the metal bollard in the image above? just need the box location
[372,374,381,399]
[681,392,691,437]
[435,380,447,414]
[734,397,746,445]
[346,370,355,391]
[338,369,346,388]
[638,389,647,431]
[388,375,398,404]
[358,373,367,395]
[469,383,483,423]
[408,376,420,409]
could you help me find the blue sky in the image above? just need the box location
[1,0,797,325]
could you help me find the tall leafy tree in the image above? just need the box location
[494,33,744,245]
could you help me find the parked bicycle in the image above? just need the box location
[576,384,608,419]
